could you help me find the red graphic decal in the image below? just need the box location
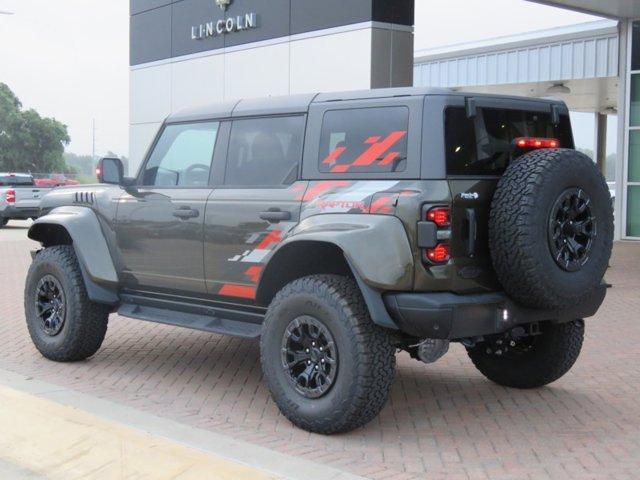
[330,131,407,173]
[317,200,367,211]
[365,136,381,144]
[379,151,400,166]
[369,195,396,214]
[330,165,350,173]
[256,229,282,250]
[300,181,350,201]
[244,266,263,283]
[290,182,306,193]
[321,146,347,165]
[219,284,256,299]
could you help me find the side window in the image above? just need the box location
[319,107,409,173]
[225,116,305,187]
[141,122,219,187]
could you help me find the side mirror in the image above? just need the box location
[96,157,124,185]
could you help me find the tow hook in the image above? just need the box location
[413,338,450,364]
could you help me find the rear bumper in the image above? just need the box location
[384,283,607,340]
[1,206,40,220]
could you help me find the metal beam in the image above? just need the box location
[595,112,608,176]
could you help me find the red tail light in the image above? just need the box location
[426,244,450,263]
[5,189,15,204]
[514,137,560,149]
[426,207,450,227]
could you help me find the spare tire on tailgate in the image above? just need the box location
[489,148,613,310]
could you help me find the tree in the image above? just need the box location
[0,83,71,173]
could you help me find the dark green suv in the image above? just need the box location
[24,87,613,434]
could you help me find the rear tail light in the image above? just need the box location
[426,207,451,227]
[6,189,15,204]
[514,137,560,149]
[422,206,451,265]
[426,243,451,263]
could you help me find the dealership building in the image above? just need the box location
[130,0,640,240]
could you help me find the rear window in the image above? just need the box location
[0,175,34,186]
[445,107,574,176]
[319,107,409,174]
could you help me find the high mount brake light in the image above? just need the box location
[514,137,560,149]
[426,207,450,227]
[6,189,15,204]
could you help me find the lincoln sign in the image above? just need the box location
[191,13,257,40]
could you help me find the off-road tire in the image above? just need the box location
[24,245,110,362]
[467,320,584,388]
[0,218,7,227]
[490,148,613,309]
[260,275,396,434]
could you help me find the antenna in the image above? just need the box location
[92,119,97,164]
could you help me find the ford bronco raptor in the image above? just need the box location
[25,88,613,434]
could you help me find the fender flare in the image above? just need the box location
[28,206,119,305]
[259,214,414,329]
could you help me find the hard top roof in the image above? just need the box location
[166,86,566,123]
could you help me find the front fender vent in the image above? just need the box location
[73,191,95,205]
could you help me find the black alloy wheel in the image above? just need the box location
[35,274,66,336]
[281,315,338,399]
[548,187,596,272]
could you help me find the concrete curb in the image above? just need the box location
[0,368,367,480]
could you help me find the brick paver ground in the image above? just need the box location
[1,222,639,480]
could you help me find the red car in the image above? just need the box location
[34,175,80,187]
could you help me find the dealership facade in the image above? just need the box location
[129,0,639,240]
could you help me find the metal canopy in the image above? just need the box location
[529,0,640,19]
[413,20,619,113]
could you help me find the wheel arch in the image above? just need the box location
[28,206,119,306]
[256,223,406,331]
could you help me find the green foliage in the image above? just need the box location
[64,151,129,179]
[578,148,616,182]
[0,82,71,173]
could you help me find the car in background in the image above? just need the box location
[34,174,80,188]
[0,173,49,227]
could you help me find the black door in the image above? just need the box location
[204,115,307,303]
[115,121,220,295]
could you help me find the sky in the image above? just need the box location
[0,0,611,157]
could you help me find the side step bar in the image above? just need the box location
[118,302,263,339]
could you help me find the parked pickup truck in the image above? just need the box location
[0,173,48,227]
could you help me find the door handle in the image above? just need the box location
[173,207,199,219]
[466,208,477,257]
[259,209,291,223]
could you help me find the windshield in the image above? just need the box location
[445,107,574,176]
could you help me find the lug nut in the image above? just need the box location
[510,341,516,347]
[495,349,503,356]
[315,365,319,370]
[319,347,323,351]
[307,360,312,365]
[305,349,310,353]
[486,348,492,354]
[312,342,316,347]
[321,359,325,364]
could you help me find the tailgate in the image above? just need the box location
[448,179,500,291]
[14,187,46,208]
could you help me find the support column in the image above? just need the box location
[594,112,607,176]
[614,20,629,241]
